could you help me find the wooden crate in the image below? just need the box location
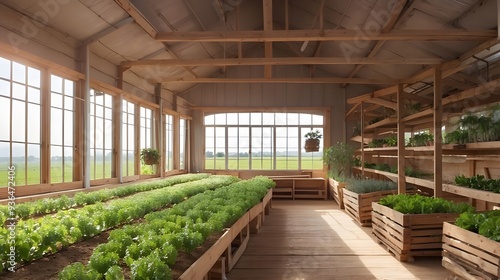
[329,178,347,209]
[342,189,396,227]
[442,222,500,280]
[371,202,459,262]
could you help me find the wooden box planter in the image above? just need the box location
[179,189,272,280]
[342,189,396,226]
[371,202,460,262]
[329,178,347,209]
[442,222,500,280]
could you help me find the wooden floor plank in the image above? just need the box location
[227,200,451,280]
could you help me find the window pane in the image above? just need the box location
[51,107,62,145]
[104,149,112,178]
[51,92,63,108]
[104,119,112,149]
[51,145,63,183]
[64,96,73,111]
[227,113,238,125]
[0,97,10,141]
[27,144,40,185]
[27,103,40,143]
[51,75,63,93]
[95,117,103,149]
[251,113,261,125]
[64,147,73,182]
[64,110,73,145]
[64,79,74,96]
[204,114,214,125]
[12,62,26,84]
[27,67,40,88]
[12,142,25,185]
[312,114,324,125]
[0,142,10,186]
[239,113,250,125]
[95,104,103,118]
[262,113,274,125]
[12,100,25,142]
[0,57,10,79]
[12,83,25,100]
[28,87,40,104]
[287,113,299,125]
[275,113,286,125]
[215,113,226,125]
[0,79,10,97]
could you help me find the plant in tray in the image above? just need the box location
[345,178,396,194]
[59,176,274,280]
[454,174,500,193]
[378,194,474,214]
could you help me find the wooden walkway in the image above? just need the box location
[227,200,451,280]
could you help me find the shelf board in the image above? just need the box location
[350,135,372,144]
[353,167,436,190]
[443,184,500,204]
[365,117,397,130]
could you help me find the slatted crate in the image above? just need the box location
[371,202,459,262]
[329,178,347,209]
[442,222,500,280]
[342,189,396,226]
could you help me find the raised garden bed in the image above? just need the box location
[329,178,347,209]
[343,189,396,226]
[442,222,500,280]
[371,202,461,262]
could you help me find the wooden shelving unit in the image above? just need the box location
[348,77,500,209]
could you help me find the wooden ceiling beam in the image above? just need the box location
[155,29,496,42]
[114,0,157,38]
[347,85,398,104]
[121,57,444,67]
[163,77,395,84]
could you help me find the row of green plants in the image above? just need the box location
[361,162,429,178]
[367,135,397,148]
[58,176,275,280]
[454,175,500,194]
[0,173,210,225]
[445,111,500,144]
[378,194,474,214]
[0,175,239,271]
[455,210,500,242]
[344,178,396,194]
[367,133,434,148]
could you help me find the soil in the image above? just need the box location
[0,231,223,280]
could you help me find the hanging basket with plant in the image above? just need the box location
[304,129,322,152]
[140,148,161,165]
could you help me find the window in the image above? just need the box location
[0,57,42,186]
[204,112,324,170]
[50,75,75,183]
[179,118,187,170]
[122,100,135,177]
[140,107,153,174]
[89,89,113,180]
[165,114,173,171]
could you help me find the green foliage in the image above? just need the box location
[378,194,474,214]
[345,179,396,194]
[140,148,161,165]
[59,262,102,280]
[105,265,124,280]
[130,251,171,280]
[456,211,500,242]
[324,142,355,180]
[89,251,120,274]
[445,109,500,144]
[407,132,433,147]
[304,129,322,140]
[454,175,500,193]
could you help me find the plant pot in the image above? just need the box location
[143,157,157,165]
[304,139,320,152]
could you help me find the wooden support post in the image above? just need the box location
[397,84,406,194]
[434,65,443,198]
[134,105,140,176]
[263,0,273,78]
[82,45,91,188]
[360,102,365,176]
[41,69,50,184]
[155,84,164,177]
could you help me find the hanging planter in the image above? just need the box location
[304,129,322,152]
[140,148,161,165]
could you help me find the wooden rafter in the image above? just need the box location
[114,0,157,38]
[163,77,395,84]
[120,57,444,67]
[342,0,408,86]
[155,29,495,42]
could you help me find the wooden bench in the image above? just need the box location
[269,176,326,200]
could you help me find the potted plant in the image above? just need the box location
[323,142,355,208]
[372,194,474,261]
[304,129,322,152]
[140,148,161,165]
[342,178,397,226]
